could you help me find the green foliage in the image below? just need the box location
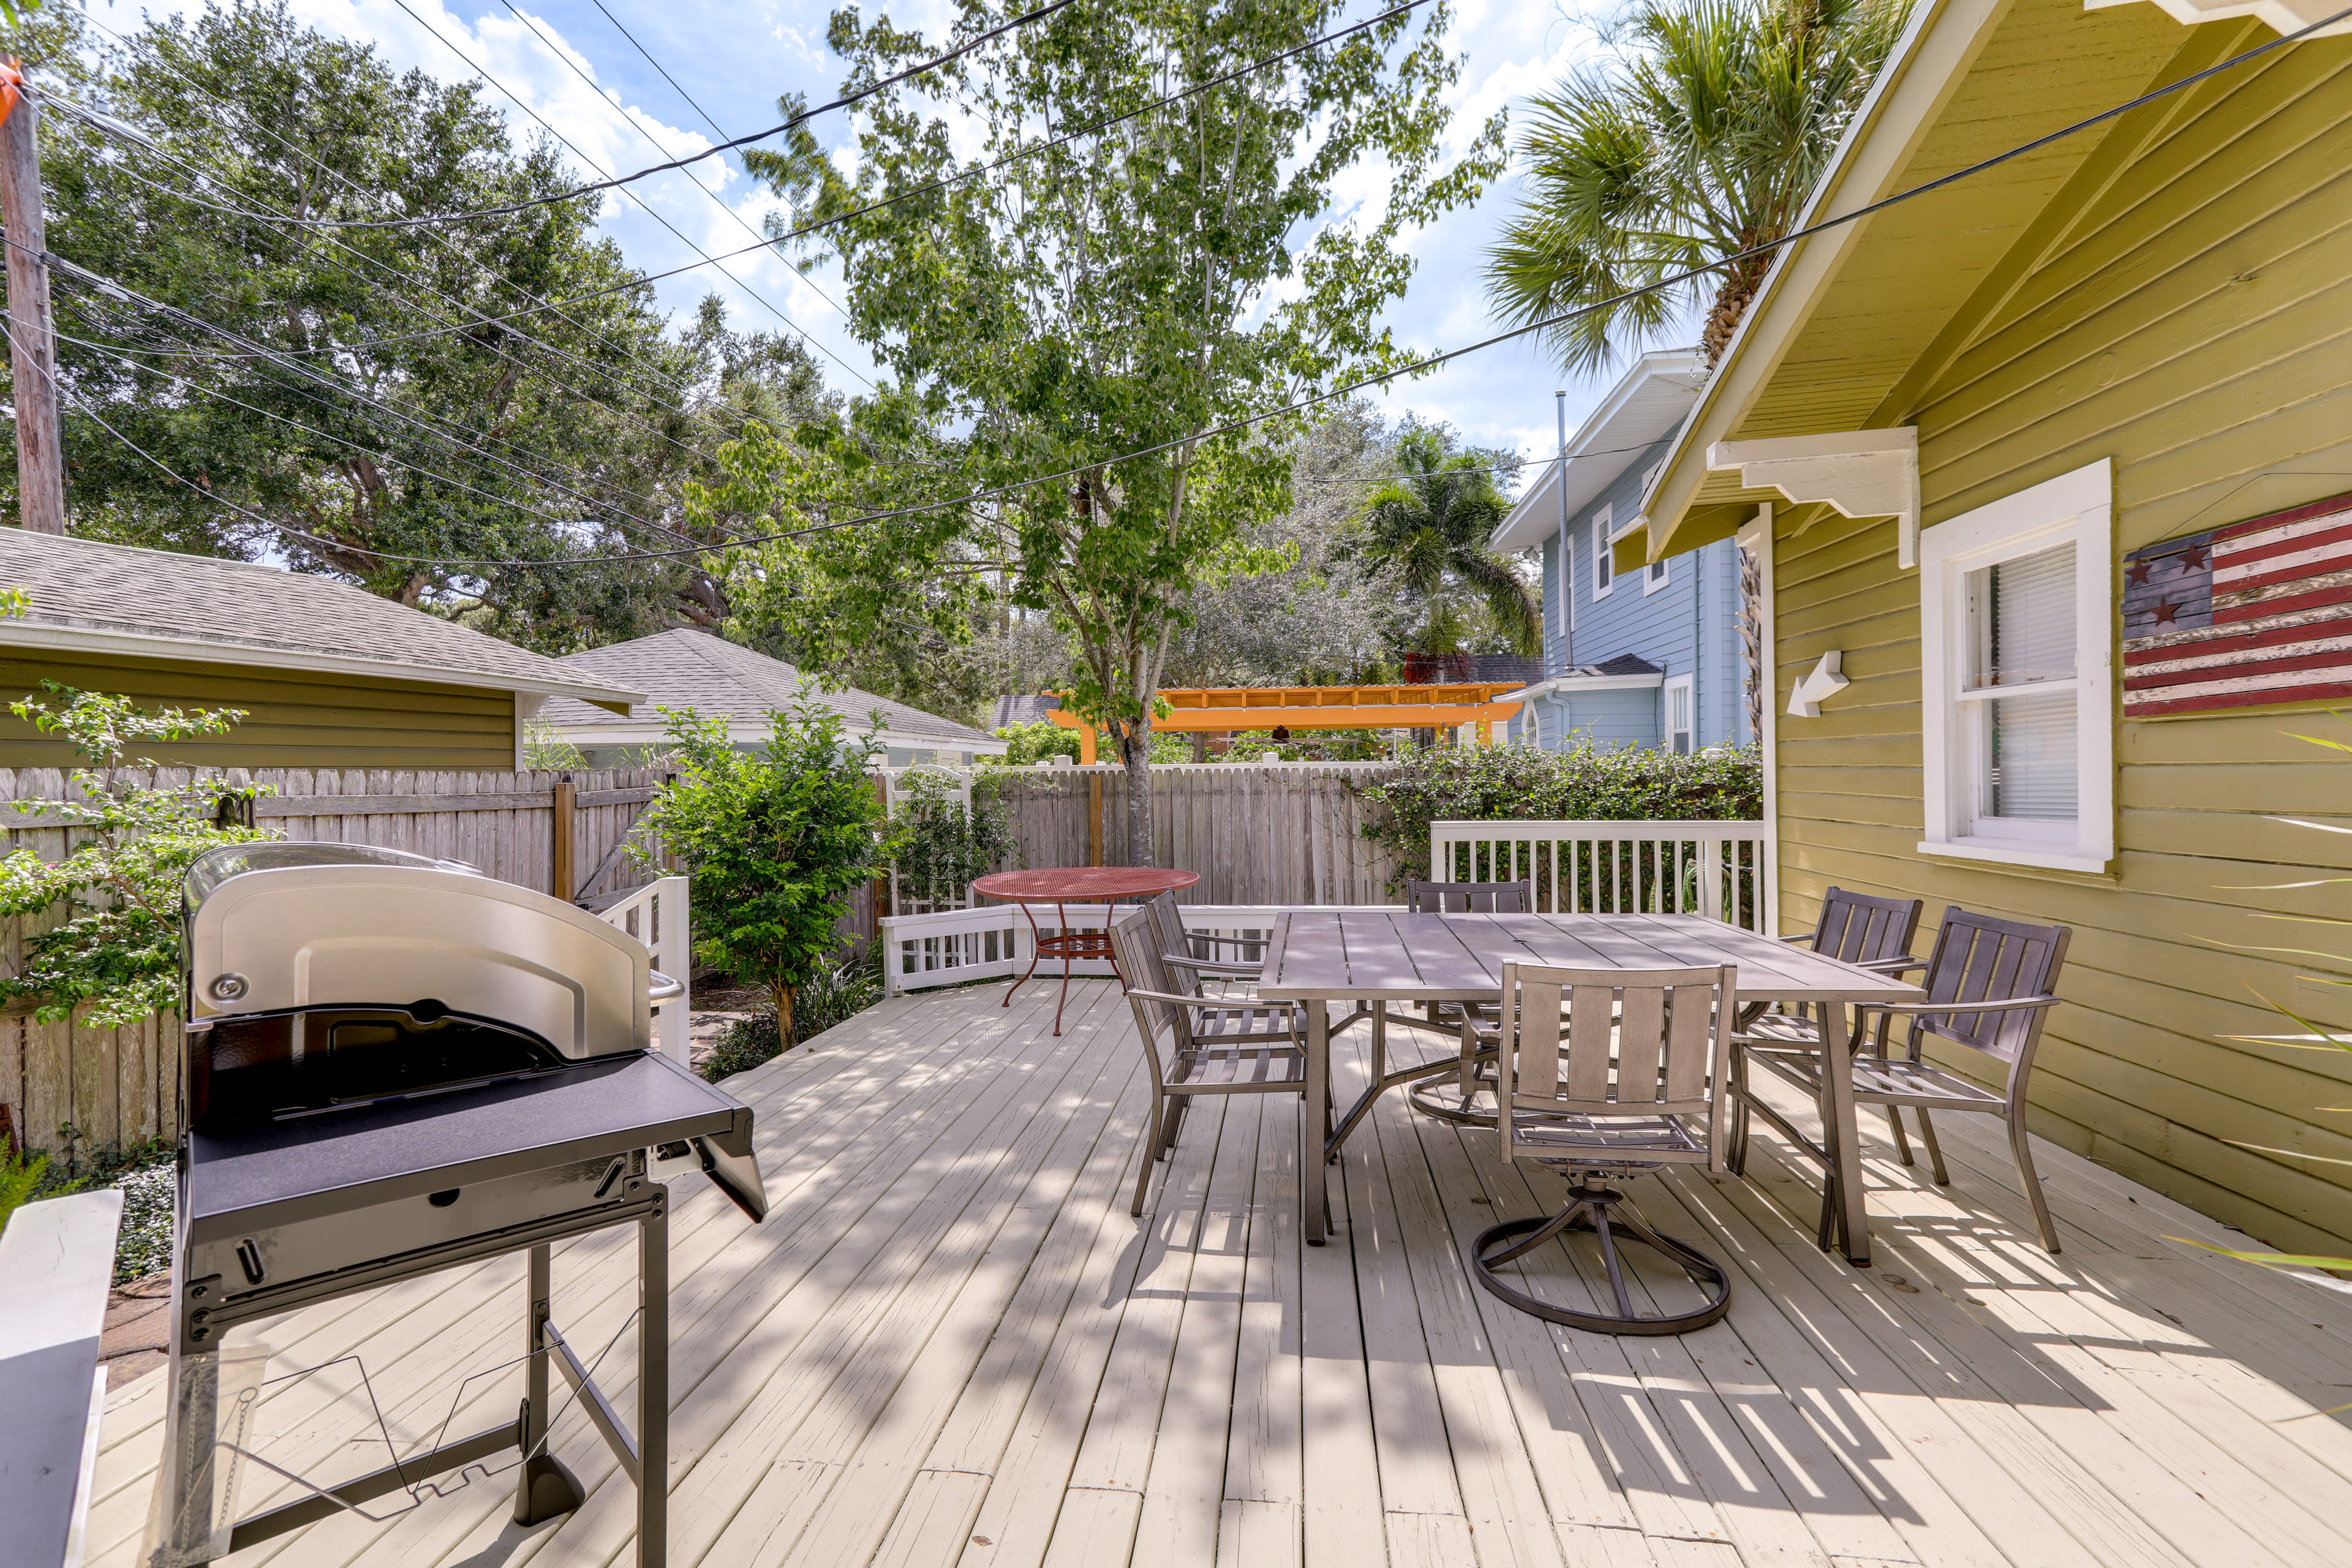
[522,718,588,770]
[1349,424,1536,656]
[13,4,827,649]
[631,690,899,1045]
[1226,728,1394,763]
[744,1,1504,855]
[1355,743,1763,889]
[703,948,884,1082]
[980,721,1082,767]
[889,771,1017,907]
[0,1145,48,1239]
[0,685,275,1030]
[1487,0,1908,369]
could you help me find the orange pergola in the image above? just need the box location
[1043,683,1525,763]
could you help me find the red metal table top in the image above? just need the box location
[972,867,1200,902]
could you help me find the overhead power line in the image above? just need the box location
[62,0,1438,361]
[258,0,1087,231]
[52,2,2349,573]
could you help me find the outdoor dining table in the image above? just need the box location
[1253,908,1924,1264]
[973,865,1200,1036]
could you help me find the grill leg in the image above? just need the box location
[514,1243,585,1526]
[639,1199,669,1568]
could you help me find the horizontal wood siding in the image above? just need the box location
[1773,23,2352,1254]
[0,650,517,769]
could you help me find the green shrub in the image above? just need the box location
[1355,743,1763,891]
[889,771,1017,907]
[981,720,1082,767]
[702,949,884,1082]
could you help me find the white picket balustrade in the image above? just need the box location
[594,874,692,1062]
[1427,819,1776,932]
[877,903,1390,995]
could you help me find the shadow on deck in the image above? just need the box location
[86,980,2352,1568]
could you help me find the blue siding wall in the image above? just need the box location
[1518,431,1751,753]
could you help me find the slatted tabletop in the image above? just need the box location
[1256,910,1921,1005]
[1256,911,1922,1260]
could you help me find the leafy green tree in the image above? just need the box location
[629,690,900,1046]
[0,685,274,1030]
[1486,0,1907,369]
[7,2,830,650]
[980,720,1083,768]
[741,0,1503,862]
[1351,424,1537,656]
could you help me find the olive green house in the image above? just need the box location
[0,531,641,769]
[1631,0,2352,1253]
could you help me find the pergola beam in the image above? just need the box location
[1041,684,1526,763]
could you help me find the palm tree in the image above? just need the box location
[1354,427,1540,657]
[1487,0,1907,370]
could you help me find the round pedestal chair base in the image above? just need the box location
[1407,1073,1501,1128]
[1471,1188,1732,1336]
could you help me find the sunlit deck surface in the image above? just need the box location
[92,980,2352,1568]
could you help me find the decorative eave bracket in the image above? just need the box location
[2082,0,2351,40]
[1706,428,1921,569]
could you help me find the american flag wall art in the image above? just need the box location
[2121,491,2352,717]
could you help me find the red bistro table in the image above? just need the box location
[973,867,1200,1035]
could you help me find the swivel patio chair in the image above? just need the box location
[1107,903,1325,1218]
[1327,878,1536,1147]
[1730,907,2070,1251]
[1729,887,1924,1163]
[1472,961,1737,1335]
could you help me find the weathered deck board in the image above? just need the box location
[90,981,2352,1568]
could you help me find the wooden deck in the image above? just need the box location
[89,981,2352,1568]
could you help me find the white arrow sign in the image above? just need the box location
[1787,650,1850,718]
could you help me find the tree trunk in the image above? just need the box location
[1702,244,1778,366]
[1738,543,1765,744]
[772,979,797,1049]
[1121,729,1154,867]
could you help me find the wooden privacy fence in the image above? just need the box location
[979,762,1406,905]
[0,766,671,1163]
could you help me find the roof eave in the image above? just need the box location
[0,620,645,710]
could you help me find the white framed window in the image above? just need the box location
[1662,675,1694,753]
[1645,553,1671,594]
[1591,505,1615,599]
[1919,458,2113,873]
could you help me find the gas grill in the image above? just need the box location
[145,843,767,1568]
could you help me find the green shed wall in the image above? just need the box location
[1770,21,2352,1254]
[0,650,518,769]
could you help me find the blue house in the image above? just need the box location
[1493,350,1750,754]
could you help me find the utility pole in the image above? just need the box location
[0,66,64,534]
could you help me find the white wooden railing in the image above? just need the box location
[878,903,1376,995]
[1428,820,1776,933]
[594,875,692,1062]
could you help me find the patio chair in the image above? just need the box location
[1730,907,2070,1251]
[1144,888,1264,998]
[1729,887,1924,1162]
[1107,904,1325,1218]
[1327,878,1536,1146]
[1471,961,1736,1335]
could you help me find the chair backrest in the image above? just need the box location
[1912,908,2071,1065]
[1109,903,1188,1068]
[1811,886,1923,969]
[1494,962,1733,1169]
[1408,878,1533,914]
[1144,889,1204,996]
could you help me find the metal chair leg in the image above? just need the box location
[2007,1112,2060,1253]
[1883,1104,1914,1167]
[1913,1108,1950,1185]
[1727,1050,1751,1176]
[1133,1099,1163,1215]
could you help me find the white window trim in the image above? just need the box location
[1918,458,2114,875]
[1643,551,1672,595]
[1662,673,1695,753]
[1591,505,1616,600]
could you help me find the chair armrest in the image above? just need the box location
[1855,956,1927,974]
[1123,985,1292,1012]
[1776,932,1819,946]
[1169,952,1261,976]
[1856,995,2061,1017]
[1182,931,1272,950]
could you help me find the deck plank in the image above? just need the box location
[86,978,2352,1568]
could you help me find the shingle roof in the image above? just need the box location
[0,531,641,705]
[542,629,993,746]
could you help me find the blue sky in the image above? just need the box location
[259,0,1675,473]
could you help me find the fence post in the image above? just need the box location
[551,776,576,900]
[1088,771,1104,867]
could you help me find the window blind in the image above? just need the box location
[1970,542,2077,820]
